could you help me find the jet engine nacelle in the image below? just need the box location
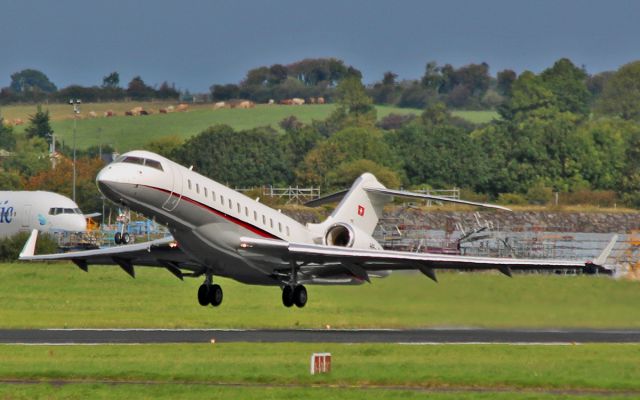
[324,222,381,250]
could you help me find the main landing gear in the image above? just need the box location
[197,273,223,307]
[281,260,307,308]
[282,284,307,308]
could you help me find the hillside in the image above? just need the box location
[2,103,498,151]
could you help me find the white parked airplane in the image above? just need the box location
[20,150,614,308]
[0,191,86,238]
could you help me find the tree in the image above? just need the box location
[126,76,154,100]
[24,105,53,141]
[597,61,640,120]
[0,119,16,150]
[157,81,179,99]
[173,125,292,187]
[145,135,183,158]
[210,84,240,101]
[334,76,376,123]
[498,71,556,120]
[326,159,401,189]
[497,69,517,96]
[540,58,591,116]
[10,69,57,94]
[102,71,120,88]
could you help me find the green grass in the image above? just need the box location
[0,343,638,398]
[2,102,498,151]
[1,263,638,329]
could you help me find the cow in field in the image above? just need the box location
[159,108,168,114]
[291,98,305,105]
[317,97,325,104]
[104,110,114,117]
[280,99,293,105]
[125,111,134,116]
[308,97,316,104]
[236,100,255,109]
[213,101,227,109]
[268,99,275,105]
[176,104,189,112]
[167,105,175,112]
[12,118,23,125]
[88,111,97,118]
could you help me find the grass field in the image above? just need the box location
[0,343,638,399]
[1,102,498,151]
[0,263,638,329]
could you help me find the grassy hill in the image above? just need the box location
[2,102,498,151]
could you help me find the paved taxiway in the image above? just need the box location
[1,328,639,344]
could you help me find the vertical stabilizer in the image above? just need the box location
[319,173,389,235]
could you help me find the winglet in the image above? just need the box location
[593,234,618,267]
[19,229,39,260]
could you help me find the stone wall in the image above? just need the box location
[283,207,640,234]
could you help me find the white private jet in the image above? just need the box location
[0,191,86,238]
[20,150,614,308]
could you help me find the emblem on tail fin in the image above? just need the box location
[357,205,365,216]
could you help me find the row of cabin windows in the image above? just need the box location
[186,178,290,236]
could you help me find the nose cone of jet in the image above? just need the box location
[96,164,124,203]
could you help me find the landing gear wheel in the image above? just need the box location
[114,232,122,245]
[197,284,210,306]
[209,284,223,307]
[293,285,307,308]
[122,232,131,244]
[282,285,294,308]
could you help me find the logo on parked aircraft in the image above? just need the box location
[0,201,14,224]
[357,205,365,216]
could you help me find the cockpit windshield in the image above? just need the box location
[49,208,82,215]
[114,155,164,171]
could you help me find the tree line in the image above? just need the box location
[2,58,640,214]
[0,70,179,104]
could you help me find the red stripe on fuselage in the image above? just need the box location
[142,185,280,240]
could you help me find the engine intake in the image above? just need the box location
[324,223,354,247]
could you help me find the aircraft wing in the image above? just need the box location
[239,236,615,282]
[19,230,199,279]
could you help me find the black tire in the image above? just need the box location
[122,232,130,244]
[210,284,223,307]
[293,285,307,308]
[282,285,294,308]
[114,232,122,245]
[197,284,210,306]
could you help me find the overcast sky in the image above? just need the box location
[1,0,639,92]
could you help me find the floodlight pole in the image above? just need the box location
[70,99,81,202]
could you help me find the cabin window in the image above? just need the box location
[270,218,273,228]
[188,180,192,190]
[196,183,200,194]
[245,206,249,217]
[229,199,232,209]
[286,226,290,236]
[212,190,215,199]
[253,210,258,221]
[262,215,266,225]
[204,187,208,197]
[220,195,224,204]
[278,222,282,232]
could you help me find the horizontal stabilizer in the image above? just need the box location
[304,189,349,207]
[365,188,512,211]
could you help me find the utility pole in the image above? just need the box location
[69,99,81,202]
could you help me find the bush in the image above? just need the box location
[0,232,59,262]
[559,190,618,207]
[497,193,527,205]
[525,182,553,205]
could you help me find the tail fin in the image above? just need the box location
[319,173,389,235]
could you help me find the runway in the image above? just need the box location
[1,328,639,344]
